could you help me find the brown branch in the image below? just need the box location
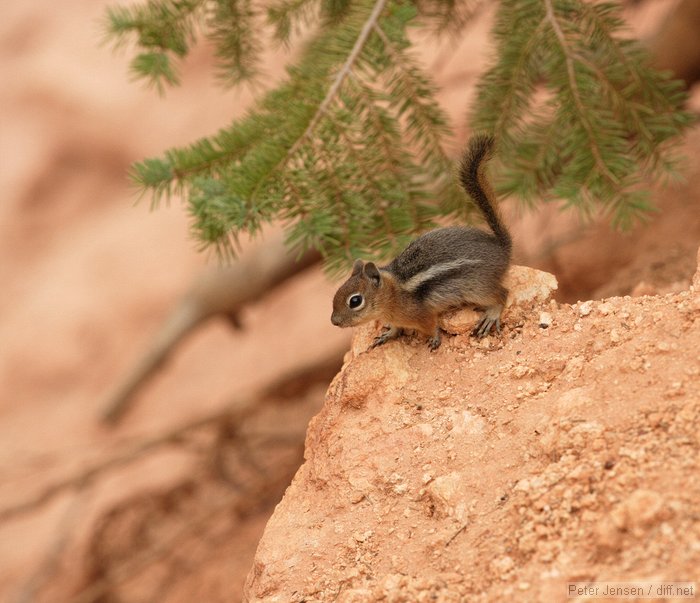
[101,229,320,424]
[0,405,250,523]
[13,495,88,603]
[1,345,346,524]
[68,495,238,603]
[444,522,467,546]
[69,454,304,603]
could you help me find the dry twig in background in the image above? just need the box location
[101,230,320,424]
[2,346,345,524]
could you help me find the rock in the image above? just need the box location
[441,265,557,334]
[425,472,466,520]
[597,302,614,316]
[623,489,666,528]
[491,555,515,578]
[503,266,559,306]
[578,300,593,316]
[631,281,657,297]
[337,588,373,602]
[597,489,666,550]
[244,259,699,602]
[595,516,623,550]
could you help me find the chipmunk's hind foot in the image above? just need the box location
[471,306,503,338]
[427,328,443,351]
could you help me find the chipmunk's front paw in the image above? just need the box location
[369,326,402,349]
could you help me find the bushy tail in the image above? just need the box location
[459,134,512,253]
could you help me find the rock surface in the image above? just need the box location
[244,262,700,602]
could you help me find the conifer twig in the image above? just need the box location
[106,0,692,261]
[543,0,618,185]
[283,0,389,161]
[101,231,320,424]
[248,0,391,209]
[491,18,547,141]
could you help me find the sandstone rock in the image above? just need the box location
[504,265,559,306]
[441,265,558,334]
[578,300,593,316]
[596,488,666,551]
[425,472,466,520]
[491,555,515,578]
[622,489,666,528]
[632,281,657,297]
[244,259,700,602]
[595,516,623,551]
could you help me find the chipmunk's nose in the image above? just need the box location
[331,313,341,326]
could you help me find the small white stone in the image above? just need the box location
[598,302,614,316]
[579,301,593,316]
[539,311,552,328]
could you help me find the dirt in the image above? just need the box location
[1,0,699,601]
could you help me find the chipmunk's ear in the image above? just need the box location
[363,262,381,287]
[351,259,364,276]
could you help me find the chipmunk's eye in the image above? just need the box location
[347,293,364,310]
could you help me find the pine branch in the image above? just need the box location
[472,0,693,228]
[107,0,694,269]
[108,0,468,270]
[284,0,390,161]
[371,22,464,216]
[105,0,207,92]
[416,0,485,35]
[543,0,617,186]
[268,0,320,44]
[207,0,265,86]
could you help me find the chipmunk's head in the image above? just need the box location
[331,259,384,328]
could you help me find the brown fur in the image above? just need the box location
[330,135,511,350]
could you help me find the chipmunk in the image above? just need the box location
[330,134,512,350]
